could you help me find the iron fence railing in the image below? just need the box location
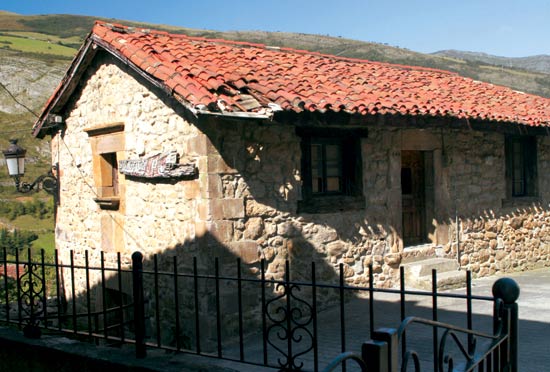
[0,247,518,372]
[325,278,519,372]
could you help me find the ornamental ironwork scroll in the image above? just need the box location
[118,151,196,179]
[265,271,315,371]
[18,258,45,338]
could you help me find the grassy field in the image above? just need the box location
[0,198,55,258]
[10,214,54,231]
[0,34,77,57]
[31,231,55,256]
[2,31,81,45]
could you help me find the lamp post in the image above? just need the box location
[2,139,58,195]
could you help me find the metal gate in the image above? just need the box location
[323,278,519,372]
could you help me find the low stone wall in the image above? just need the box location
[454,207,550,277]
[0,327,240,372]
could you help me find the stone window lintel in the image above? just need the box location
[84,122,125,137]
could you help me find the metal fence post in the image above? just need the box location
[492,277,520,372]
[370,328,398,372]
[132,251,146,358]
[362,339,389,372]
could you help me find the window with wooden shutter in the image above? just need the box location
[85,122,125,210]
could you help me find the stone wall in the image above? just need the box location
[51,53,209,328]
[199,120,550,290]
[450,131,550,275]
[437,130,550,275]
[199,118,405,290]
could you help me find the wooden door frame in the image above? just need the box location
[401,150,434,247]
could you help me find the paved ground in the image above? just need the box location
[178,267,550,371]
[462,268,550,372]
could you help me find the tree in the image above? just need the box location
[0,228,38,256]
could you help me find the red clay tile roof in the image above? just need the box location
[34,21,550,134]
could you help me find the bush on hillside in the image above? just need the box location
[0,228,38,256]
[0,198,54,221]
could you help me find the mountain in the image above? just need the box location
[1,12,550,193]
[433,50,550,75]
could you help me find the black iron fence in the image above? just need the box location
[324,278,518,372]
[0,247,519,372]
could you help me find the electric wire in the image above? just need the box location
[0,124,60,136]
[0,80,44,136]
[0,81,40,118]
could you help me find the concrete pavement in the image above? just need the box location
[207,267,550,371]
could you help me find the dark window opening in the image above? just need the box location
[311,141,343,194]
[505,136,537,198]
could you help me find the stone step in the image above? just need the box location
[401,257,466,290]
[401,244,436,264]
[402,257,459,277]
[409,270,468,291]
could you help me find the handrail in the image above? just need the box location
[395,302,511,372]
[396,313,503,342]
[1,247,519,372]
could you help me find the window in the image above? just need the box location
[298,128,365,213]
[505,135,537,198]
[310,140,343,194]
[85,122,125,210]
[98,152,119,197]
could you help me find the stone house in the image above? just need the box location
[33,21,550,299]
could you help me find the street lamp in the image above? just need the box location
[2,139,58,195]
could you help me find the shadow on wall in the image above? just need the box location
[57,229,343,358]
[192,113,550,278]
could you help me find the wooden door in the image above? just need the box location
[401,151,427,246]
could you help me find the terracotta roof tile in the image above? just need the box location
[36,21,550,131]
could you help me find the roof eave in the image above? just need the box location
[32,34,204,139]
[196,109,273,120]
[33,36,97,138]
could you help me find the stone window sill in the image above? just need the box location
[298,195,365,214]
[94,197,120,210]
[501,196,541,208]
